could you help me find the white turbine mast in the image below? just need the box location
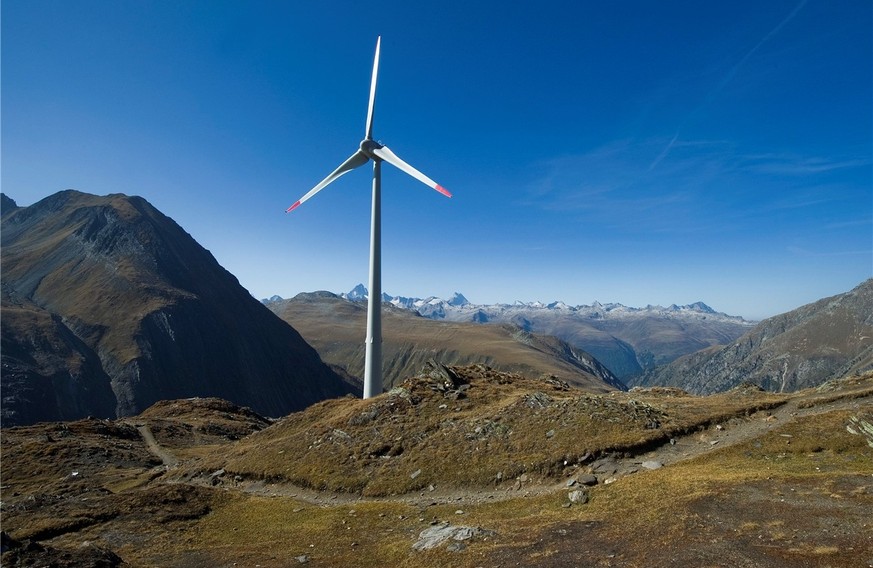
[286,36,451,399]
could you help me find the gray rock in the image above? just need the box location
[453,527,475,540]
[412,524,497,551]
[0,191,356,427]
[576,473,598,486]
[209,469,226,485]
[568,489,589,504]
[592,457,618,475]
[641,460,663,470]
[413,524,457,551]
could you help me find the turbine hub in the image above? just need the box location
[360,139,383,160]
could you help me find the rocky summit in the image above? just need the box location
[1,190,355,426]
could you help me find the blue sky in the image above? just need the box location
[3,0,871,320]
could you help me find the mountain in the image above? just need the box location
[633,279,873,393]
[265,292,625,392]
[338,285,754,380]
[1,190,355,426]
[344,283,368,301]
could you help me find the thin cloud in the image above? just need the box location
[648,132,679,171]
[650,0,809,169]
[741,154,872,176]
[824,218,873,230]
[523,138,735,234]
[526,135,869,238]
[787,246,872,258]
[715,0,809,96]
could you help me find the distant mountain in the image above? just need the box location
[1,190,355,426]
[337,285,755,380]
[265,292,626,393]
[634,279,873,393]
[345,284,368,302]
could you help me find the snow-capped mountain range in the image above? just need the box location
[331,284,754,380]
[340,284,751,326]
[265,285,754,380]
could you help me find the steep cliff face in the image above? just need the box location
[637,279,873,394]
[1,191,355,426]
[0,293,118,424]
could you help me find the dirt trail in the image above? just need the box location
[632,393,866,469]
[131,423,179,467]
[191,388,871,508]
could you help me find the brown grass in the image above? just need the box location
[3,370,870,568]
[180,365,790,497]
[181,397,873,568]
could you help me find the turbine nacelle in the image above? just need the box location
[360,139,383,160]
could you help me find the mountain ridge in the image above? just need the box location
[265,291,626,393]
[632,278,873,393]
[1,190,355,426]
[267,285,755,380]
[326,284,749,325]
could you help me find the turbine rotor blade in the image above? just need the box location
[372,145,452,198]
[286,150,369,212]
[364,36,381,140]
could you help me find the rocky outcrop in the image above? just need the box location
[637,279,873,393]
[1,190,355,426]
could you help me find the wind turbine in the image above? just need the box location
[286,36,451,399]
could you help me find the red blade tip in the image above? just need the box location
[435,185,452,198]
[286,201,301,213]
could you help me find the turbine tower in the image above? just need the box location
[286,36,451,399]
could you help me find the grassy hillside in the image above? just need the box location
[2,368,870,567]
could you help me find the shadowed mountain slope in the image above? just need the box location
[1,190,354,426]
[634,279,873,394]
[266,292,625,393]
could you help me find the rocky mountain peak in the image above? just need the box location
[1,193,19,214]
[347,283,368,301]
[1,190,355,426]
[447,292,469,306]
